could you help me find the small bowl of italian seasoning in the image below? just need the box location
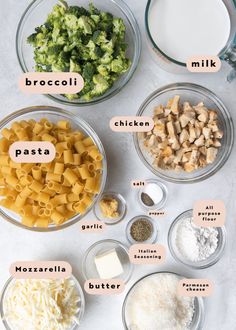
[126,216,158,244]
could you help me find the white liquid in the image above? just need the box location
[149,0,231,63]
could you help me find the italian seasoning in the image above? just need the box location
[130,218,153,242]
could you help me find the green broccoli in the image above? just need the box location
[27,0,131,101]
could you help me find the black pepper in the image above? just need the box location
[130,219,153,242]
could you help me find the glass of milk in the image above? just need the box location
[145,0,236,81]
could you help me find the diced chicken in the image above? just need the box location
[184,163,196,172]
[154,105,164,116]
[182,152,191,163]
[209,110,217,123]
[179,128,189,144]
[147,135,157,147]
[194,135,205,147]
[174,149,184,164]
[183,102,193,112]
[179,112,195,128]
[202,127,211,140]
[189,149,199,164]
[212,139,221,147]
[174,121,181,134]
[206,147,218,164]
[170,95,180,114]
[189,126,197,143]
[214,130,223,139]
[172,139,181,151]
[166,121,177,139]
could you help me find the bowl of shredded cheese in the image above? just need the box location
[0,106,107,231]
[0,276,85,330]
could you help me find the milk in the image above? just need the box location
[148,0,231,63]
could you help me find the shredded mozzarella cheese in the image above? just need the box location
[3,278,81,330]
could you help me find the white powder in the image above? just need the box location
[126,273,194,330]
[175,217,218,262]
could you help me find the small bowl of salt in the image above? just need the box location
[138,179,168,211]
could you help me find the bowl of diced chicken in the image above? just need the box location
[134,83,234,183]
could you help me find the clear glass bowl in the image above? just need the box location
[134,83,234,184]
[82,239,133,283]
[93,191,127,225]
[126,215,158,245]
[138,179,168,211]
[0,275,85,330]
[16,0,141,106]
[168,209,226,269]
[122,271,205,330]
[0,106,107,232]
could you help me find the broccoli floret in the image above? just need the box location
[113,18,126,35]
[91,74,110,96]
[67,6,89,17]
[89,3,100,15]
[111,57,131,73]
[64,93,79,100]
[83,62,95,81]
[70,59,81,72]
[90,15,100,24]
[47,4,66,23]
[77,16,95,34]
[64,14,80,30]
[101,39,115,54]
[47,45,62,55]
[94,46,105,58]
[100,53,113,64]
[27,33,38,46]
[92,31,108,45]
[97,64,110,76]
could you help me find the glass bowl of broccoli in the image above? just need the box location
[16,0,141,106]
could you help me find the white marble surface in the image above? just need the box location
[0,1,236,330]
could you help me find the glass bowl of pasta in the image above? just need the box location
[0,106,107,231]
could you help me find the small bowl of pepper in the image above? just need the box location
[126,216,158,245]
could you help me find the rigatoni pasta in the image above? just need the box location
[0,119,103,228]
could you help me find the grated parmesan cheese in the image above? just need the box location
[3,278,81,330]
[126,273,195,330]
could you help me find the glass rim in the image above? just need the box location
[0,105,107,232]
[122,270,205,330]
[133,82,234,184]
[15,0,142,106]
[168,209,227,269]
[145,0,235,66]
[0,274,85,330]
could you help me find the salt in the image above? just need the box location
[142,183,163,206]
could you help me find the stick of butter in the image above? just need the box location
[94,248,124,279]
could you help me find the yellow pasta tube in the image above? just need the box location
[20,175,33,186]
[35,218,49,228]
[78,165,91,180]
[51,193,67,205]
[72,182,84,195]
[74,141,86,154]
[20,186,32,198]
[73,201,87,214]
[63,150,74,164]
[89,148,103,161]
[63,168,78,185]
[0,138,9,152]
[32,166,42,181]
[30,180,44,193]
[22,215,36,227]
[37,192,50,203]
[0,155,10,166]
[84,177,96,193]
[68,193,80,202]
[6,175,18,187]
[46,172,62,183]
[73,154,81,165]
[54,162,64,175]
[51,210,64,225]
[15,195,26,208]
[83,137,94,147]
[1,128,15,140]
[57,120,71,130]
[41,133,56,144]
[33,122,44,134]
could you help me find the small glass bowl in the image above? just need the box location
[134,83,234,184]
[0,106,107,232]
[168,209,227,269]
[138,179,168,211]
[122,271,205,330]
[93,192,127,225]
[82,239,133,283]
[126,215,158,245]
[16,0,141,106]
[0,275,85,330]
